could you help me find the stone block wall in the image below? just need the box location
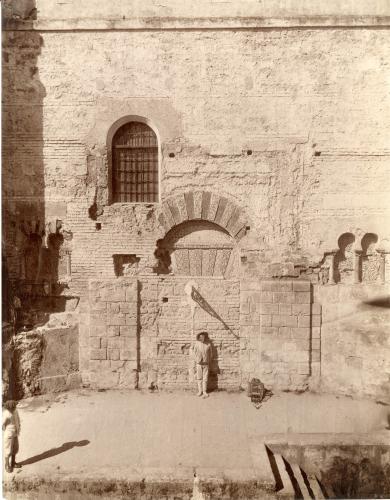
[3,3,390,399]
[139,277,241,391]
[86,276,323,392]
[241,279,321,392]
[259,280,313,391]
[88,279,138,388]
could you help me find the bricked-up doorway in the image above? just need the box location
[156,277,240,390]
[88,279,139,389]
[154,218,241,390]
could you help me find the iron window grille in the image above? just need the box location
[112,122,158,203]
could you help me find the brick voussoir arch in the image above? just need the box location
[157,191,248,240]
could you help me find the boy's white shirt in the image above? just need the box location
[2,409,21,436]
[192,340,212,364]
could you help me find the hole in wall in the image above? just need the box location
[314,151,321,157]
[95,223,101,230]
[247,150,252,156]
[162,297,168,303]
[169,152,175,158]
[113,254,140,277]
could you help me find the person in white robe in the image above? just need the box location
[192,332,212,398]
[3,400,21,473]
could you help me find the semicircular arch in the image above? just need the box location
[157,191,249,241]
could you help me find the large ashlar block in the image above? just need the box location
[108,349,120,361]
[260,315,272,326]
[295,339,311,351]
[259,303,279,315]
[121,350,137,361]
[260,291,273,303]
[288,350,309,363]
[108,326,120,337]
[291,303,311,315]
[291,326,311,339]
[312,303,322,315]
[272,315,298,327]
[279,304,292,315]
[261,326,279,336]
[119,325,137,337]
[89,312,107,328]
[107,337,122,349]
[240,325,259,337]
[125,282,139,302]
[90,348,107,360]
[298,315,311,327]
[260,281,278,291]
[90,337,101,349]
[108,313,127,326]
[125,315,138,326]
[294,292,311,304]
[273,292,295,303]
[101,287,126,303]
[89,325,107,337]
[292,281,311,291]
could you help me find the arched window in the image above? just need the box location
[112,122,158,202]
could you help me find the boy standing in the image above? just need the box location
[192,332,212,398]
[3,400,21,473]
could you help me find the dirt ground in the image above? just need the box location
[3,389,389,498]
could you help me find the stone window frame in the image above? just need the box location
[106,115,161,205]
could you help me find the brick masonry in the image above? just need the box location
[2,2,390,399]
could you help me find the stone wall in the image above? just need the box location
[2,2,390,398]
[241,280,321,392]
[12,313,81,398]
[155,277,241,390]
[3,26,390,291]
[316,284,390,401]
[88,279,138,389]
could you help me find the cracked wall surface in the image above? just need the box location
[2,1,390,398]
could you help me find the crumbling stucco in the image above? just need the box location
[2,2,390,398]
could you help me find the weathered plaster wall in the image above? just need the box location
[12,314,80,398]
[3,27,390,284]
[4,0,390,23]
[316,284,390,400]
[2,3,390,398]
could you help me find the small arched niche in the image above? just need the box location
[361,233,380,282]
[154,220,238,278]
[334,232,355,284]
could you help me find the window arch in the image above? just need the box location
[112,121,158,203]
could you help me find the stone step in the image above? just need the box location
[265,445,333,499]
[290,462,312,499]
[307,476,325,499]
[273,453,295,497]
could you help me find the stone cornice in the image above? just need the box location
[3,15,390,31]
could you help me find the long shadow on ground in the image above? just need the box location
[20,440,90,465]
